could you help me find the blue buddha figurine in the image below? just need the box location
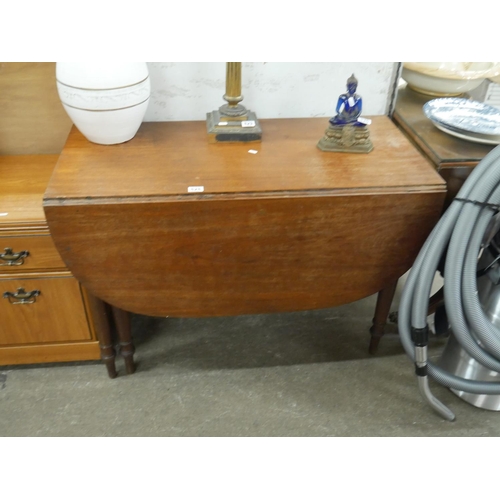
[317,73,373,153]
[329,74,365,127]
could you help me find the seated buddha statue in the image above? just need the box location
[317,73,373,153]
[329,74,365,127]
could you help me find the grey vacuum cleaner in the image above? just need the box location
[399,145,500,421]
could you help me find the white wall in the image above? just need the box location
[144,62,399,122]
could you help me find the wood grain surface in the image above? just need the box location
[0,274,93,345]
[393,86,494,168]
[1,155,59,230]
[0,235,66,272]
[45,117,445,200]
[0,63,72,155]
[44,117,446,317]
[0,155,102,366]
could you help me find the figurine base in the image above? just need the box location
[317,124,373,153]
[206,110,262,143]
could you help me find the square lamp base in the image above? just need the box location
[206,110,262,143]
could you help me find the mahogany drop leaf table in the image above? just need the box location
[43,117,446,376]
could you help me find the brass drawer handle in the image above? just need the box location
[0,247,30,266]
[3,287,41,304]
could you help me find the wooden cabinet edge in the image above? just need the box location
[0,227,51,237]
[0,341,101,366]
[0,270,75,279]
[80,286,105,343]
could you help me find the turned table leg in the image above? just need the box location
[87,294,117,378]
[369,279,399,355]
[111,306,135,374]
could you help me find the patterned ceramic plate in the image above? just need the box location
[423,98,500,139]
[431,120,500,145]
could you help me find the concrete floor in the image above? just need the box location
[1,285,500,436]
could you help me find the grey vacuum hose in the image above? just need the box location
[398,145,500,420]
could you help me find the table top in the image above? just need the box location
[393,86,495,168]
[44,116,444,204]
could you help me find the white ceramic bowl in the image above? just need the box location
[56,62,149,89]
[60,99,150,145]
[56,77,150,111]
[56,62,151,145]
[402,62,500,96]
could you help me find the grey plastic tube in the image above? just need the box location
[398,145,500,419]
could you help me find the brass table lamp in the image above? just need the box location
[206,62,262,143]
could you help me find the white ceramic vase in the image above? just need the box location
[56,62,151,145]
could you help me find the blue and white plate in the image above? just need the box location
[431,121,500,145]
[423,98,500,144]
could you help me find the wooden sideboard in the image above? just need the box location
[43,117,446,372]
[0,64,131,376]
[0,155,111,366]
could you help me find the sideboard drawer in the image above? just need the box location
[0,274,93,346]
[0,235,66,272]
